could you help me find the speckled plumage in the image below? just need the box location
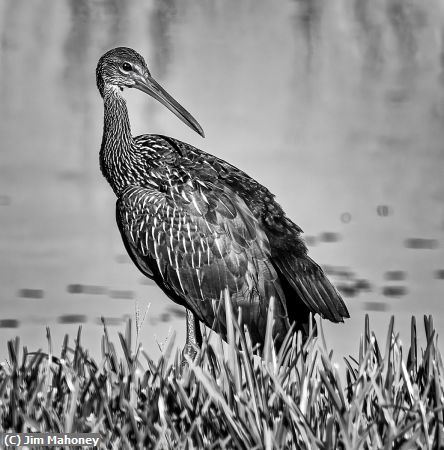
[96,47,349,351]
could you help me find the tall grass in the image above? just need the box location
[0,303,443,449]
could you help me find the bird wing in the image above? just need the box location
[148,136,349,323]
[115,183,291,345]
[272,253,350,322]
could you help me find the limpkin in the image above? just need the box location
[96,47,349,356]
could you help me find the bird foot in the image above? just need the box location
[181,342,200,369]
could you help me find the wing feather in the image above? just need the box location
[275,255,349,322]
[116,184,290,347]
[128,135,349,332]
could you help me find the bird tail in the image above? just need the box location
[275,254,350,323]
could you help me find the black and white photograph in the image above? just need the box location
[1,0,444,448]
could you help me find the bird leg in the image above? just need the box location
[182,309,203,362]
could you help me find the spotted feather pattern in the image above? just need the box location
[117,181,291,346]
[131,136,349,324]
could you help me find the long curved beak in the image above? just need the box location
[134,74,205,138]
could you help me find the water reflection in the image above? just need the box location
[66,284,106,295]
[58,314,87,324]
[382,285,408,297]
[293,0,322,71]
[0,320,19,329]
[435,270,444,280]
[384,270,406,281]
[149,0,176,77]
[18,289,45,299]
[404,238,439,249]
[1,0,444,361]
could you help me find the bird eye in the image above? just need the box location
[121,62,133,72]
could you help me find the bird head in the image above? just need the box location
[96,47,204,137]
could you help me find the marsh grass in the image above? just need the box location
[0,302,443,449]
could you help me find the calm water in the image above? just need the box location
[1,0,444,363]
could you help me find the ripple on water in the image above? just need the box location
[18,288,44,299]
[382,286,408,297]
[319,232,342,243]
[384,270,407,281]
[376,205,391,217]
[336,267,354,279]
[159,313,171,322]
[355,279,372,291]
[58,314,88,324]
[95,317,124,326]
[404,238,438,249]
[435,270,444,279]
[67,284,84,294]
[168,306,186,318]
[0,319,19,328]
[67,284,107,295]
[337,284,357,297]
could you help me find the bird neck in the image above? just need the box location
[100,86,135,195]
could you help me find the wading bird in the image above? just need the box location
[96,47,349,357]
